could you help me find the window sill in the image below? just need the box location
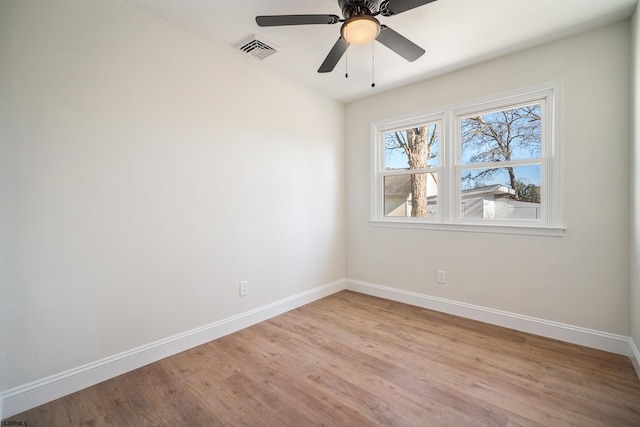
[369,219,566,237]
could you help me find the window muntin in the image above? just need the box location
[371,84,562,235]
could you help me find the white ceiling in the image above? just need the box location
[124,0,638,103]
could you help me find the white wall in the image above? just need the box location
[346,22,631,335]
[0,0,345,391]
[0,1,11,405]
[631,7,640,353]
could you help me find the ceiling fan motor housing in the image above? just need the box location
[339,0,380,18]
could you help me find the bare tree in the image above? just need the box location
[461,105,541,200]
[385,125,438,217]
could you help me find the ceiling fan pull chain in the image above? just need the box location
[371,41,376,88]
[345,44,349,78]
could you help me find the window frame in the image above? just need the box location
[373,113,444,222]
[370,82,564,237]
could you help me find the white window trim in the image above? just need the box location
[372,112,444,222]
[370,81,565,237]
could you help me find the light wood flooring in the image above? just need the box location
[4,290,640,426]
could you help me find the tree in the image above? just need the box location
[385,125,438,217]
[514,180,541,203]
[461,105,541,200]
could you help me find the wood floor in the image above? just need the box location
[5,291,640,426]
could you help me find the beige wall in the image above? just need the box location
[0,0,345,390]
[632,7,640,350]
[346,22,631,335]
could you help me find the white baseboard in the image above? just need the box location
[0,279,346,420]
[2,278,634,420]
[346,279,633,357]
[630,338,640,379]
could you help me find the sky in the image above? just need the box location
[383,104,542,189]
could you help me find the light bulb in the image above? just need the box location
[341,15,380,45]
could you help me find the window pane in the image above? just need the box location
[384,173,438,218]
[461,104,541,165]
[384,123,439,170]
[460,165,541,220]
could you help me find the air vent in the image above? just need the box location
[235,35,279,60]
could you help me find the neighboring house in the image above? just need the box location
[385,177,539,220]
[460,184,539,220]
[384,173,438,217]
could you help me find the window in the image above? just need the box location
[381,117,441,219]
[371,83,563,236]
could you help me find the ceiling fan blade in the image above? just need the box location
[256,14,340,27]
[318,38,350,73]
[380,0,437,16]
[376,25,425,62]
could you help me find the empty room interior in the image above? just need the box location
[3,0,640,424]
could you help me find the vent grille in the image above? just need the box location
[235,35,279,60]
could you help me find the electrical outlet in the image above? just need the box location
[437,270,447,284]
[239,280,248,296]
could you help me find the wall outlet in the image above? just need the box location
[239,280,248,296]
[437,270,447,284]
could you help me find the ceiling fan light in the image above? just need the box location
[341,15,380,45]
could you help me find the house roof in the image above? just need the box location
[385,176,517,199]
[461,184,516,198]
[384,174,412,198]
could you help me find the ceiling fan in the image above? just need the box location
[256,0,437,73]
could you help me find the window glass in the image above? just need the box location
[384,173,438,218]
[384,123,439,170]
[460,165,541,220]
[460,104,541,165]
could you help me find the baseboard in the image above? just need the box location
[0,279,346,420]
[630,338,640,379]
[346,279,632,357]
